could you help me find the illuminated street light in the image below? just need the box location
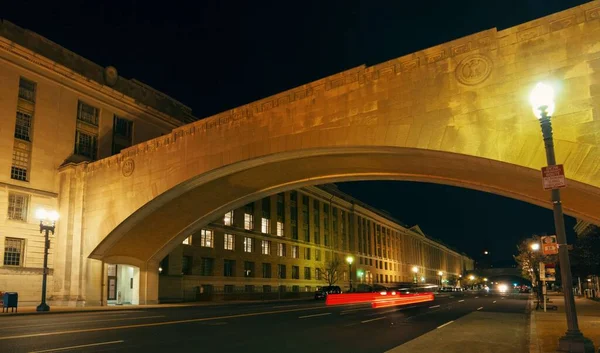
[35,208,59,312]
[346,256,354,291]
[412,266,419,284]
[469,275,475,281]
[484,278,488,282]
[531,243,540,251]
[530,82,593,352]
[484,250,489,255]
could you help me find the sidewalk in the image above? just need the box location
[0,297,314,317]
[530,294,600,353]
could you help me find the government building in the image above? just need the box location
[0,20,472,306]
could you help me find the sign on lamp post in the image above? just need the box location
[541,164,566,190]
[541,235,558,256]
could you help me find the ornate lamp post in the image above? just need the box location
[35,208,58,312]
[438,271,444,287]
[346,256,354,291]
[530,82,594,352]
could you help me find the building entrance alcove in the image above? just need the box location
[106,264,140,305]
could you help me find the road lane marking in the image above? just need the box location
[273,305,298,308]
[361,316,386,324]
[299,313,331,319]
[475,297,479,298]
[2,315,166,330]
[340,307,373,315]
[428,305,440,309]
[0,306,329,341]
[477,307,484,310]
[493,301,497,303]
[437,320,454,329]
[458,300,465,302]
[28,340,124,352]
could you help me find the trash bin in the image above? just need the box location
[2,292,18,313]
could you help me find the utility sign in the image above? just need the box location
[541,235,558,255]
[541,165,566,190]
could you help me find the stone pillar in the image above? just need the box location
[52,162,87,306]
[139,261,160,304]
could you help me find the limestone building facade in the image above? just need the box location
[0,20,195,304]
[158,184,474,302]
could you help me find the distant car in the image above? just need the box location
[314,286,342,299]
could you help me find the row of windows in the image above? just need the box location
[177,257,323,280]
[184,230,322,260]
[10,77,135,182]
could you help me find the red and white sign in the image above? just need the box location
[541,165,566,190]
[541,235,558,255]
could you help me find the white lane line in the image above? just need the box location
[458,300,465,302]
[361,316,386,324]
[437,320,454,329]
[428,305,440,309]
[477,307,484,310]
[299,313,331,319]
[3,315,166,330]
[493,301,497,303]
[29,340,124,353]
[475,296,479,299]
[272,304,298,308]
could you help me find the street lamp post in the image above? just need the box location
[346,256,354,291]
[35,208,58,312]
[530,82,594,352]
[438,271,443,287]
[412,266,419,284]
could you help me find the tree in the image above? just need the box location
[514,235,557,306]
[320,256,342,286]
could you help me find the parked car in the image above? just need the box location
[314,286,342,299]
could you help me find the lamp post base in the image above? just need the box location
[36,303,50,312]
[558,332,595,353]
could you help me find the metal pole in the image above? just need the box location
[348,263,352,291]
[539,112,593,352]
[36,224,51,312]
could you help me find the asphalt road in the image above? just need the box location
[0,292,529,353]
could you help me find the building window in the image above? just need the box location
[291,245,299,259]
[315,249,321,261]
[244,213,254,231]
[276,193,285,222]
[292,266,300,279]
[74,130,98,160]
[315,268,322,280]
[14,111,33,142]
[112,115,133,155]
[277,243,286,257]
[182,236,192,245]
[200,229,214,248]
[261,240,271,255]
[182,256,192,275]
[278,264,286,279]
[224,211,233,226]
[304,267,311,280]
[276,221,284,237]
[244,261,255,277]
[261,217,270,234]
[224,260,235,277]
[303,228,310,243]
[77,101,99,126]
[243,237,253,253]
[262,263,272,278]
[224,234,234,250]
[201,258,214,276]
[18,77,36,102]
[304,248,311,260]
[7,193,28,221]
[3,238,24,266]
[11,142,31,181]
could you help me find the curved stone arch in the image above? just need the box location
[89,146,600,266]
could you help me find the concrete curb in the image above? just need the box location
[529,296,541,353]
[0,297,315,317]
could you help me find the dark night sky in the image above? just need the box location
[3,0,591,264]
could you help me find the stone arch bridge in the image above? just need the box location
[55,2,600,305]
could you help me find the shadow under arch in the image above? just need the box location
[89,146,600,265]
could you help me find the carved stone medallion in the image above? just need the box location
[455,54,493,85]
[122,159,135,177]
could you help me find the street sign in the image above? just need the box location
[541,235,558,255]
[545,267,556,282]
[541,164,566,190]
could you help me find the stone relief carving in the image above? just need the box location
[122,159,135,177]
[455,54,493,85]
